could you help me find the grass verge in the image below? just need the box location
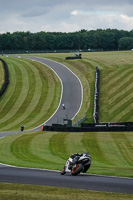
[0,182,132,200]
[0,57,61,131]
[28,51,133,123]
[1,51,133,130]
[0,131,133,178]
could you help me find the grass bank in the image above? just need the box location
[29,51,133,123]
[0,182,132,200]
[0,131,133,178]
[0,57,61,131]
[1,51,133,130]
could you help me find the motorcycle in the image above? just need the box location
[60,152,91,176]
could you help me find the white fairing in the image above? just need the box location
[79,154,91,164]
[64,152,91,173]
[65,157,72,172]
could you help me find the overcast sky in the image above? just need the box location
[0,0,133,33]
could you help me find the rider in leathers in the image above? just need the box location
[61,153,91,174]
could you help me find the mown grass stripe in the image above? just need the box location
[109,88,133,114]
[4,60,42,130]
[21,60,61,129]
[2,60,36,127]
[65,132,86,155]
[96,132,128,167]
[108,71,133,98]
[110,98,133,122]
[102,68,119,84]
[107,68,133,94]
[107,66,133,88]
[86,58,108,70]
[30,132,64,165]
[0,59,16,114]
[0,60,21,121]
[112,132,133,166]
[117,105,133,122]
[10,132,57,168]
[0,61,29,127]
[49,132,68,160]
[109,84,133,109]
[99,66,133,121]
[82,132,109,166]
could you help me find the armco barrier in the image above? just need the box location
[0,58,9,97]
[93,66,100,124]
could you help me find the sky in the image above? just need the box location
[0,0,133,33]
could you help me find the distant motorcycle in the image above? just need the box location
[60,152,91,176]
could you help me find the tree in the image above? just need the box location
[0,29,133,52]
[118,37,133,50]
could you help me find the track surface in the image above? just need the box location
[0,57,133,194]
[0,164,133,194]
[28,57,82,129]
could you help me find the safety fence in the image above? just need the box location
[93,66,100,124]
[42,123,133,132]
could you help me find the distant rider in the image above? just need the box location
[62,103,65,109]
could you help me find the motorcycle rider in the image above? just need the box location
[61,152,91,175]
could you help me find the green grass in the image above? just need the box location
[0,131,133,178]
[27,50,133,123]
[0,60,5,91]
[1,51,133,130]
[0,182,132,200]
[0,57,61,131]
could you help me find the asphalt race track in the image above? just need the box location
[28,56,83,129]
[0,57,133,194]
[0,164,133,194]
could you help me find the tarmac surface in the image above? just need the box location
[0,164,133,194]
[28,56,83,130]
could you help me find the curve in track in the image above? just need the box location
[27,57,83,130]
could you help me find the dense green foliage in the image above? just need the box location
[0,131,133,178]
[0,29,133,53]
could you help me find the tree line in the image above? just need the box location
[0,29,133,52]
